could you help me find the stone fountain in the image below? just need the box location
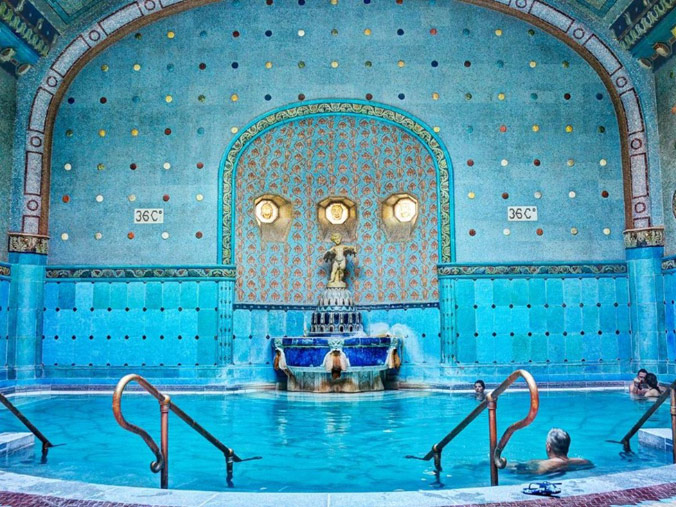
[273,233,401,392]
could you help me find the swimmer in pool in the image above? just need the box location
[512,428,593,475]
[474,379,486,400]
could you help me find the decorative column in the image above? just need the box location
[624,227,666,372]
[217,267,237,365]
[7,233,48,380]
[437,266,455,364]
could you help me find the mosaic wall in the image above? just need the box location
[0,71,14,262]
[235,116,438,305]
[663,265,676,368]
[48,0,625,266]
[657,62,676,256]
[0,274,9,373]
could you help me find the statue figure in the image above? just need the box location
[323,233,357,288]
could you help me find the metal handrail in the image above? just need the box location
[608,379,676,463]
[406,369,539,486]
[112,374,261,489]
[0,393,54,460]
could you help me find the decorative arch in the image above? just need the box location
[218,100,454,265]
[11,0,657,254]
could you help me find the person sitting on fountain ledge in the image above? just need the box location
[512,428,593,475]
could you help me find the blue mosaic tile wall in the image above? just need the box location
[656,62,676,256]
[662,268,676,364]
[0,71,14,263]
[451,274,632,371]
[235,116,438,305]
[48,0,624,266]
[41,280,221,368]
[0,275,9,372]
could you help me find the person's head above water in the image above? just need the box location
[645,372,659,390]
[546,428,571,458]
[474,380,485,393]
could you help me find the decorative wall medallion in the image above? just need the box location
[0,265,10,277]
[437,263,628,277]
[381,193,419,242]
[8,233,49,254]
[317,196,358,242]
[326,202,348,225]
[623,227,665,248]
[394,197,417,223]
[255,199,279,224]
[253,194,293,242]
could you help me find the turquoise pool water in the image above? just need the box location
[1,390,672,492]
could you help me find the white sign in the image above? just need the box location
[507,206,538,222]
[134,209,164,224]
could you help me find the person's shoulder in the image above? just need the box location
[567,458,593,469]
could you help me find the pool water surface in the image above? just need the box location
[0,389,672,493]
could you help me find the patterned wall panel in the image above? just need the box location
[234,116,439,305]
[0,278,9,370]
[662,269,676,364]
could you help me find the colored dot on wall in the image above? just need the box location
[101,64,109,72]
[94,232,102,240]
[331,0,338,4]
[232,62,239,69]
[532,124,539,132]
[167,31,175,39]
[99,97,107,104]
[97,163,105,170]
[562,60,570,68]
[266,61,273,69]
[598,126,606,133]
[501,159,509,166]
[128,194,136,202]
[498,93,505,100]
[398,60,405,67]
[231,94,239,102]
[232,30,240,37]
[127,232,134,240]
[331,61,339,68]
[467,159,474,166]
[165,95,173,103]
[61,233,68,241]
[432,92,439,100]
[198,95,206,102]
[534,191,542,199]
[161,232,170,240]
[131,128,139,136]
[601,190,609,198]
[599,159,607,166]
[528,29,535,36]
[68,97,75,104]
[495,29,502,36]
[199,63,206,70]
[163,162,171,169]
[62,195,70,203]
[163,195,170,202]
[431,60,439,67]
[98,129,106,137]
[397,28,404,35]
[164,128,172,135]
[298,29,305,36]
[469,229,476,236]
[530,93,538,100]
[464,60,471,67]
[196,194,204,201]
[529,61,537,68]
[499,125,507,132]
[364,28,371,35]
[331,28,339,36]
[96,194,104,202]
[433,126,440,133]
[135,32,142,39]
[298,93,306,100]
[398,93,405,100]
[133,64,141,71]
[501,193,509,199]
[536,228,543,236]
[197,162,204,169]
[465,93,472,100]
[196,231,203,239]
[64,163,72,171]
[430,28,437,35]
[468,192,475,199]
[603,228,611,235]
[130,163,137,170]
[265,30,273,37]
[231,127,239,134]
[503,229,510,236]
[66,130,73,137]
[167,64,174,72]
[265,94,272,101]
[571,227,578,235]
[567,159,575,166]
[564,93,571,100]
[596,93,604,100]
[365,61,372,67]
[568,191,576,198]
[565,125,573,133]
[533,159,541,166]
[462,28,470,35]
[365,93,373,100]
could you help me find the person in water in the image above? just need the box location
[474,380,486,400]
[513,428,593,475]
[630,368,648,396]
[643,373,666,398]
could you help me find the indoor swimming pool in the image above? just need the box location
[1,389,672,493]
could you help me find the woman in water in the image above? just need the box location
[643,373,666,398]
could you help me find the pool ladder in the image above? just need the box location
[112,374,262,489]
[608,378,676,463]
[0,392,55,461]
[406,369,539,486]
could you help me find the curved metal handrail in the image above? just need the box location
[112,374,261,489]
[0,393,55,461]
[608,378,676,463]
[406,369,539,486]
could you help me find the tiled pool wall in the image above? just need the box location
[0,266,9,380]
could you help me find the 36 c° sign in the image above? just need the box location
[507,206,538,222]
[134,209,164,224]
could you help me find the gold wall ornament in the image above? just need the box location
[381,193,419,241]
[255,199,279,224]
[253,194,293,242]
[393,196,417,223]
[316,196,358,242]
[326,202,348,225]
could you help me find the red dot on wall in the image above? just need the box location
[365,93,373,100]
[469,229,476,236]
[163,194,170,202]
[62,195,70,203]
[196,231,203,239]
[298,93,306,101]
[430,28,437,35]
[533,159,541,166]
[196,162,204,169]
[502,193,509,199]
[499,125,507,133]
[100,97,107,104]
[396,0,403,4]
[564,93,571,100]
[127,232,135,240]
[130,163,137,170]
[601,190,609,198]
[164,128,172,135]
[467,159,474,167]
[536,228,543,236]
[199,63,206,70]
[233,30,240,37]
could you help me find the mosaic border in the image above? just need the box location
[220,101,453,264]
[0,264,9,278]
[624,226,665,248]
[45,266,236,280]
[233,302,440,311]
[662,258,676,272]
[438,262,628,277]
[7,233,49,255]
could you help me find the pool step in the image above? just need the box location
[0,432,34,456]
[638,428,673,452]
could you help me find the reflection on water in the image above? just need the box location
[0,390,672,492]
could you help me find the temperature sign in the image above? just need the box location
[507,206,538,222]
[134,209,164,224]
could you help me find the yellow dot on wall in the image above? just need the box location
[265,61,273,69]
[165,95,173,103]
[94,232,103,240]
[331,61,339,68]
[364,28,371,35]
[331,0,338,4]
[98,129,106,137]
[61,233,69,241]
[468,192,475,199]
[571,227,578,235]
[529,61,537,68]
[101,64,109,72]
[231,94,239,102]
[398,60,405,67]
[599,159,607,166]
[432,92,439,100]
[167,31,175,39]
[565,125,573,133]
[196,194,204,201]
[231,127,239,134]
[64,163,72,171]
[128,194,136,202]
[603,228,611,236]
[495,29,503,36]
[532,124,539,132]
[131,128,139,136]
[498,92,505,100]
[501,159,509,166]
[163,162,171,169]
[433,126,441,133]
[133,63,141,71]
[97,163,105,170]
[567,159,575,167]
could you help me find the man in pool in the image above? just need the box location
[512,428,593,475]
[630,368,648,396]
[474,380,486,400]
